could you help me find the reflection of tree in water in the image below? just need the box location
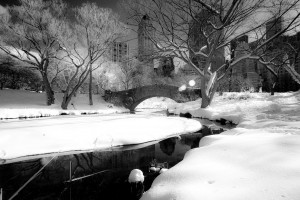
[159,130,213,156]
[159,138,176,156]
[179,126,221,149]
[73,153,97,174]
[179,133,202,149]
[0,146,156,200]
[63,148,155,200]
[201,126,213,137]
[0,159,62,199]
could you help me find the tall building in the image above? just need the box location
[188,10,225,73]
[229,35,264,91]
[110,41,129,63]
[265,17,300,92]
[229,17,300,92]
[138,15,155,62]
[154,57,175,77]
[266,18,282,40]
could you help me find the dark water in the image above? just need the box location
[0,124,225,200]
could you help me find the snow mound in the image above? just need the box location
[142,134,300,200]
[0,115,202,163]
[128,169,144,183]
[143,91,300,200]
[0,89,127,119]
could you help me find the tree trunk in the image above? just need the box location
[271,82,276,96]
[200,75,210,108]
[61,67,90,110]
[89,65,93,105]
[201,94,211,108]
[270,77,278,96]
[200,72,218,108]
[87,28,93,106]
[42,74,55,106]
[61,92,72,110]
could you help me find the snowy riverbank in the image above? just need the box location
[142,91,300,200]
[0,89,201,164]
[1,89,300,200]
[0,114,201,164]
[0,89,127,119]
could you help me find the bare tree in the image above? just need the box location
[116,57,141,90]
[0,0,65,105]
[56,3,126,109]
[249,28,300,94]
[95,67,119,93]
[123,0,300,108]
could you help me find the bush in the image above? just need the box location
[0,63,42,91]
[105,93,124,107]
[238,93,251,100]
[223,92,252,100]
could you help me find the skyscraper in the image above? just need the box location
[265,17,300,92]
[110,41,129,63]
[138,15,155,62]
[188,10,225,72]
[266,18,282,40]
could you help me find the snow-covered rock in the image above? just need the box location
[128,169,144,183]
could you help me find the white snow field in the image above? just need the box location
[141,91,300,200]
[0,114,201,164]
[1,89,300,200]
[0,89,127,119]
[0,89,201,164]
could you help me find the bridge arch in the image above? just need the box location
[130,95,178,111]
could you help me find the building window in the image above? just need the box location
[254,61,258,72]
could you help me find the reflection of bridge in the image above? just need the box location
[103,85,201,112]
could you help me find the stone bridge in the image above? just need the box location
[103,85,201,112]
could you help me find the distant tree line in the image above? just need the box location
[0,0,126,109]
[0,56,42,91]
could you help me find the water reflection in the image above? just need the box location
[159,138,176,156]
[0,126,223,200]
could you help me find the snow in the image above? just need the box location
[0,114,201,163]
[137,97,176,110]
[128,169,145,183]
[1,88,300,200]
[0,89,127,119]
[142,91,300,200]
[0,89,201,164]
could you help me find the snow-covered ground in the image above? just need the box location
[0,89,201,164]
[137,97,176,109]
[142,91,300,200]
[0,89,127,119]
[1,89,300,200]
[0,114,201,164]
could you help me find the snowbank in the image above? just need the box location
[168,92,295,124]
[137,97,176,109]
[142,133,300,200]
[0,114,201,163]
[143,91,300,200]
[0,89,127,119]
